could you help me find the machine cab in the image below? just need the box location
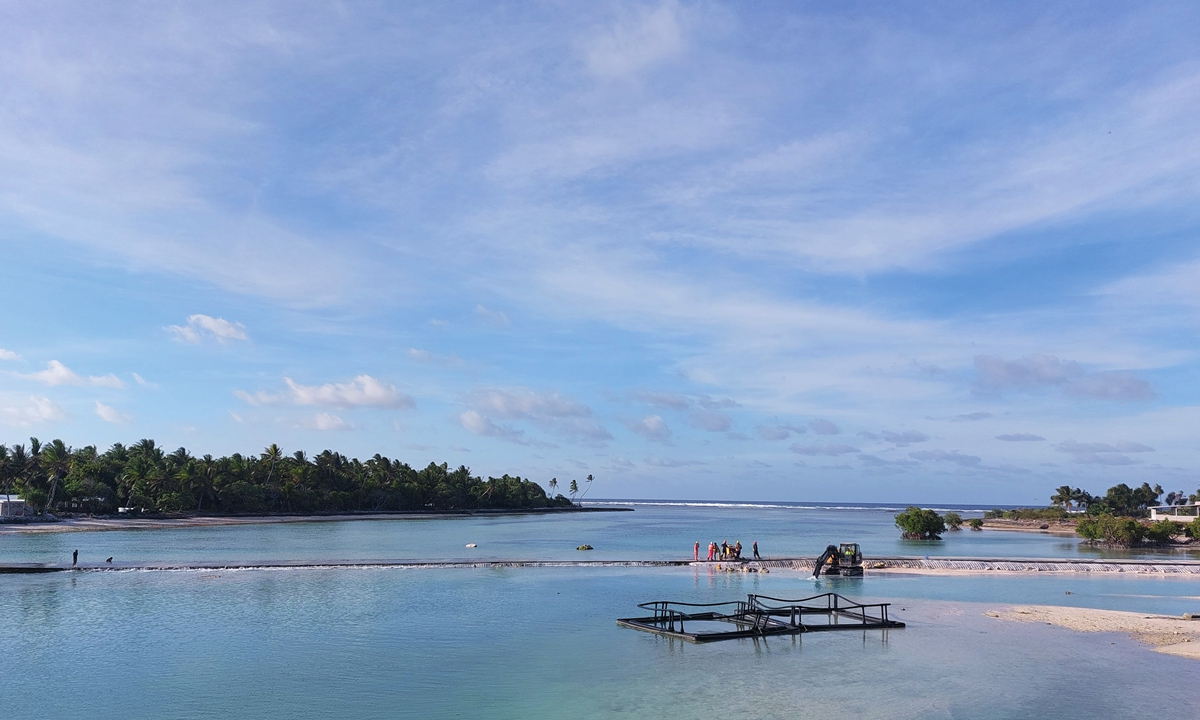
[838,543,861,565]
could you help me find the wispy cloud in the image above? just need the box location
[20,360,123,388]
[474,304,510,327]
[236,375,414,409]
[407,348,465,368]
[1054,439,1154,465]
[465,388,610,442]
[997,433,1045,442]
[94,401,132,425]
[974,354,1153,401]
[790,441,858,456]
[168,314,248,344]
[908,449,983,467]
[0,349,19,361]
[0,396,67,427]
[626,414,672,442]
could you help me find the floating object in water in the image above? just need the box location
[465,543,477,548]
[577,544,594,551]
[618,592,904,643]
[106,557,113,563]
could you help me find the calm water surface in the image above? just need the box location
[3,504,1199,719]
[2,502,1193,566]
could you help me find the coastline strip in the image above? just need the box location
[5,556,1200,574]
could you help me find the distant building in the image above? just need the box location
[1149,503,1200,522]
[0,494,27,517]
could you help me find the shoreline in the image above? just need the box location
[0,506,631,534]
[7,555,1200,574]
[990,603,1200,660]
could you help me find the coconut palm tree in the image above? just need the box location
[569,479,579,503]
[40,439,74,513]
[1050,485,1073,510]
[577,474,594,502]
[548,477,558,495]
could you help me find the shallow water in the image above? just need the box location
[2,566,1199,720]
[2,503,1191,566]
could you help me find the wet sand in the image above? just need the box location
[990,604,1200,660]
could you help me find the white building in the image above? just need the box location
[1149,503,1200,521]
[0,494,27,517]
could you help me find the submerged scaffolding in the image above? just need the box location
[617,592,904,642]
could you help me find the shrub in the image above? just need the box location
[944,512,963,530]
[1076,515,1147,546]
[1145,520,1182,545]
[968,518,984,531]
[1188,517,1200,539]
[895,506,946,540]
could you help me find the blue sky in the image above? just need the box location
[2,1,1199,504]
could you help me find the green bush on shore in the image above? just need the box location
[944,512,963,531]
[895,506,946,540]
[967,518,983,530]
[984,507,1068,521]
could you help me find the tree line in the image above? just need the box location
[1049,482,1198,517]
[0,438,576,516]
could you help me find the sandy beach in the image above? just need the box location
[990,604,1200,660]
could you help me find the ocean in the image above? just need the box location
[2,503,1198,719]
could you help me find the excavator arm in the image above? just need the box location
[811,544,839,577]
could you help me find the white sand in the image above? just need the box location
[989,604,1200,660]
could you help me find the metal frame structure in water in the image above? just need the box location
[616,592,904,643]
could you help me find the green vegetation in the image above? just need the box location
[984,507,1068,520]
[0,437,574,516]
[1075,515,1148,546]
[944,511,963,531]
[894,506,946,540]
[967,517,983,531]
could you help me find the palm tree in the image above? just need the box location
[569,479,579,503]
[548,477,558,496]
[1050,485,1073,510]
[1070,488,1091,511]
[40,439,73,512]
[577,474,594,503]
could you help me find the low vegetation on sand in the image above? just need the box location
[0,437,578,517]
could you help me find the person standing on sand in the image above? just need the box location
[72,549,78,567]
[753,541,760,560]
[694,541,700,561]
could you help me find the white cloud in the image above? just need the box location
[474,304,510,326]
[237,375,415,409]
[908,449,982,467]
[94,401,132,425]
[584,1,686,80]
[790,441,858,456]
[465,388,610,442]
[131,372,157,388]
[0,348,19,360]
[627,414,672,442]
[644,456,705,468]
[304,413,351,431]
[407,348,465,367]
[974,354,1153,401]
[168,314,248,344]
[756,425,792,441]
[0,396,67,427]
[459,410,554,447]
[20,360,123,388]
[1054,439,1154,465]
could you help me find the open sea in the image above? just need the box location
[3,502,1199,719]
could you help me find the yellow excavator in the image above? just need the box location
[811,543,864,577]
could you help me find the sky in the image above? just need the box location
[1,1,1199,504]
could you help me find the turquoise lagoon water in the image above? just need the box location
[3,504,1200,719]
[3,566,1199,719]
[2,501,1192,566]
